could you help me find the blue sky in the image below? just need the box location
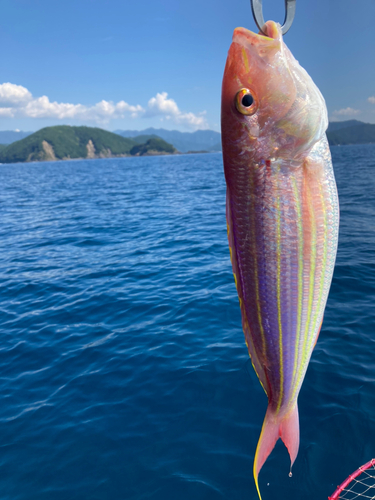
[0,0,374,132]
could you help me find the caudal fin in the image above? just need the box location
[253,404,300,500]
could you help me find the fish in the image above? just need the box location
[221,20,339,499]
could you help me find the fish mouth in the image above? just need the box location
[232,21,281,49]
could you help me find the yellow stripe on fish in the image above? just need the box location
[276,167,284,413]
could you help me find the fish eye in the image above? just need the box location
[235,89,258,115]
[242,94,253,107]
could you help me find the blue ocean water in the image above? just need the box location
[0,146,374,500]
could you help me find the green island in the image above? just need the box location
[0,125,177,164]
[130,138,175,156]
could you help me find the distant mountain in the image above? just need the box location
[0,126,175,164]
[327,123,375,146]
[0,130,32,144]
[115,128,222,153]
[211,142,222,152]
[118,121,375,150]
[115,121,375,151]
[327,120,364,133]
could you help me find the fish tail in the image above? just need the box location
[253,404,299,500]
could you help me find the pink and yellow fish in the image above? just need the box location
[221,21,339,499]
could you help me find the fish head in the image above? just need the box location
[221,21,328,164]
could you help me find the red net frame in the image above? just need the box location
[329,459,375,499]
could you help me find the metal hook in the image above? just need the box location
[251,0,296,35]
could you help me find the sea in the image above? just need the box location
[0,145,375,500]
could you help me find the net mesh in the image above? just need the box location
[336,464,375,499]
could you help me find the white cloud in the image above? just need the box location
[0,107,14,117]
[333,107,361,116]
[147,92,179,117]
[0,83,145,124]
[368,96,375,104]
[145,92,208,129]
[24,96,86,119]
[21,96,145,121]
[0,83,32,106]
[0,84,208,130]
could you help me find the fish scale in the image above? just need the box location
[221,20,339,499]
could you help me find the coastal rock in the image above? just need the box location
[86,139,96,159]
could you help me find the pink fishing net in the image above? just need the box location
[329,460,375,500]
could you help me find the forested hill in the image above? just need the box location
[327,120,364,132]
[0,126,176,164]
[327,122,375,146]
